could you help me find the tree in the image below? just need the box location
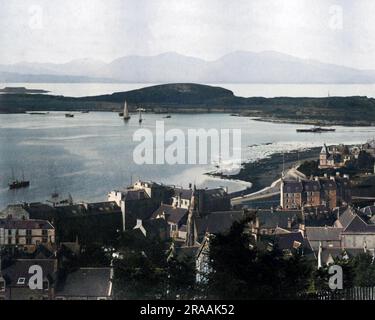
[206,221,313,299]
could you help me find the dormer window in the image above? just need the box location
[17,277,26,285]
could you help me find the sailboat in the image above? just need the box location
[137,108,145,124]
[9,169,30,190]
[123,100,131,121]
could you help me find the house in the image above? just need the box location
[132,218,169,240]
[171,187,193,209]
[319,144,351,169]
[151,204,188,239]
[250,209,301,237]
[305,226,342,250]
[0,258,57,300]
[280,174,351,210]
[108,181,172,231]
[0,204,29,220]
[55,267,113,300]
[171,186,230,214]
[0,217,55,253]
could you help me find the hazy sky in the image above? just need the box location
[1,0,374,69]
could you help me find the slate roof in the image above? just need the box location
[1,259,57,287]
[320,178,337,191]
[124,189,150,201]
[342,215,375,234]
[173,188,193,200]
[305,227,342,241]
[196,211,245,236]
[0,218,54,230]
[274,231,304,250]
[303,180,320,192]
[256,210,299,229]
[56,268,112,298]
[134,219,169,238]
[23,203,56,220]
[85,201,121,215]
[283,181,303,193]
[151,204,188,225]
[335,207,356,228]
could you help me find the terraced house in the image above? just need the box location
[0,217,55,253]
[280,174,351,210]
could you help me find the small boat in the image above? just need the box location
[9,169,30,190]
[137,107,145,124]
[65,113,74,118]
[296,126,335,133]
[123,100,131,121]
[28,112,49,115]
[163,115,172,119]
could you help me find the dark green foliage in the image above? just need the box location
[113,231,197,300]
[206,221,313,299]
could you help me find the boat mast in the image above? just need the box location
[124,100,129,118]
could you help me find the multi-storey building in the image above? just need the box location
[280,174,351,210]
[0,218,55,252]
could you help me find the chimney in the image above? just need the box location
[343,174,349,179]
[336,172,340,177]
[314,176,319,181]
[324,173,328,178]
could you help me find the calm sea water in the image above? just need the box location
[1,112,375,209]
[2,82,375,98]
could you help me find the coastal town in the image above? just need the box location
[2,138,375,300]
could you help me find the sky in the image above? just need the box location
[0,0,374,69]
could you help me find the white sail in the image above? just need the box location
[123,100,130,119]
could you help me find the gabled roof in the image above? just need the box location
[342,215,375,234]
[0,218,54,230]
[56,268,112,298]
[1,259,57,287]
[256,210,299,229]
[274,231,304,251]
[305,226,342,241]
[335,207,356,229]
[320,144,329,155]
[0,205,29,220]
[151,204,188,225]
[196,211,245,236]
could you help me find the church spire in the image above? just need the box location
[186,185,198,247]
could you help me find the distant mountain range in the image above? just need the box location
[2,51,375,83]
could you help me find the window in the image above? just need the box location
[0,280,5,292]
[42,230,48,236]
[26,238,32,245]
[8,230,12,236]
[26,230,32,236]
[17,278,26,285]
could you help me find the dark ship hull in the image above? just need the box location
[296,127,335,133]
[9,180,30,189]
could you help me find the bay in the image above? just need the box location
[0,112,375,209]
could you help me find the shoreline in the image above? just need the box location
[209,147,321,196]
